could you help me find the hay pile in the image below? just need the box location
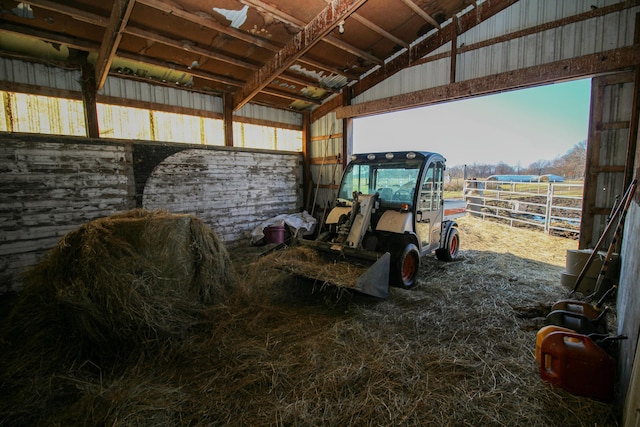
[0,215,618,426]
[0,209,234,425]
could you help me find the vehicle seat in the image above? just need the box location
[376,188,394,200]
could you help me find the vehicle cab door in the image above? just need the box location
[416,159,445,252]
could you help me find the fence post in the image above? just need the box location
[545,183,553,233]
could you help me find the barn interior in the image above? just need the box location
[1,0,639,425]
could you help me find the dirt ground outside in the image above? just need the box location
[0,214,620,426]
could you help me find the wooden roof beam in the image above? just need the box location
[22,0,261,73]
[232,0,368,111]
[351,13,409,49]
[399,0,441,30]
[261,87,323,105]
[21,0,108,26]
[125,26,259,70]
[242,0,383,66]
[137,0,281,52]
[95,0,135,90]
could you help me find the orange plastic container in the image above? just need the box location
[535,325,574,362]
[550,300,603,320]
[539,331,615,402]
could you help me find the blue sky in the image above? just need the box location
[353,78,591,168]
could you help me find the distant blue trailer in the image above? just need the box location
[486,174,564,183]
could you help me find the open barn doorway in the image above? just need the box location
[353,79,591,182]
[352,79,592,239]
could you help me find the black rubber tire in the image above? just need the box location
[391,243,420,289]
[436,228,460,262]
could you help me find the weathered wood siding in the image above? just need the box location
[0,134,135,292]
[142,149,302,242]
[0,133,302,293]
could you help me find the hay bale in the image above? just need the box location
[5,209,234,358]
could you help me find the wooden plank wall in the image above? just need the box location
[142,148,302,242]
[0,134,135,292]
[0,133,302,293]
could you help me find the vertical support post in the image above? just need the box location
[342,86,352,169]
[302,112,313,212]
[450,15,458,84]
[223,92,234,147]
[545,183,553,234]
[81,62,100,138]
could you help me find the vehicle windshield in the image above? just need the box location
[337,158,423,208]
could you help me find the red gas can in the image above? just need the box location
[539,331,615,402]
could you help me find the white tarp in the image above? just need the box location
[250,211,316,245]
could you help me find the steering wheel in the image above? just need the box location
[392,190,412,201]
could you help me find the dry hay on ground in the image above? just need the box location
[258,245,372,290]
[0,215,619,426]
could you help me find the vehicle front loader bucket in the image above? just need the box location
[351,252,390,299]
[264,242,391,299]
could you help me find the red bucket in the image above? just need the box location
[264,225,285,244]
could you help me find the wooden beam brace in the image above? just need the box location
[398,0,441,30]
[125,27,259,70]
[21,0,263,76]
[21,0,107,26]
[323,36,383,65]
[336,46,640,119]
[232,0,368,111]
[297,57,356,79]
[116,51,244,88]
[351,13,409,49]
[261,88,323,105]
[310,92,344,122]
[243,0,383,67]
[0,22,96,52]
[95,0,136,90]
[137,0,281,52]
[278,73,340,94]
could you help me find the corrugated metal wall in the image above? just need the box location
[0,58,80,91]
[103,77,223,114]
[1,58,304,130]
[354,0,638,104]
[308,112,344,215]
[235,103,303,127]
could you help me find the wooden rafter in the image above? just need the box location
[350,13,409,49]
[95,0,136,90]
[241,0,383,66]
[233,0,369,111]
[125,26,259,70]
[21,0,108,26]
[398,0,441,30]
[136,0,281,52]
